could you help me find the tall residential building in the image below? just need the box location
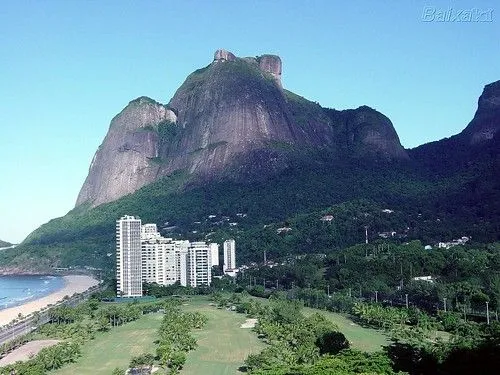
[174,240,189,287]
[209,243,219,267]
[142,233,189,287]
[142,236,170,285]
[116,215,143,297]
[187,242,212,287]
[223,239,236,272]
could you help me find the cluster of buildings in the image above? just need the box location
[116,215,237,297]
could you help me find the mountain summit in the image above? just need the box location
[76,49,407,207]
[462,80,500,144]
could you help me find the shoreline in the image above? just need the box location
[0,275,99,327]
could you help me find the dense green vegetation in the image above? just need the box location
[0,341,81,374]
[241,241,500,314]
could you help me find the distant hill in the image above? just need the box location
[0,50,498,273]
[0,240,13,248]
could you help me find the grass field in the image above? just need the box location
[302,307,389,352]
[180,297,265,375]
[52,313,162,375]
[50,296,388,374]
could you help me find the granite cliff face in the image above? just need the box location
[76,49,408,207]
[76,97,176,206]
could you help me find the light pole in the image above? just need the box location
[486,301,490,325]
[443,298,447,312]
[327,284,330,298]
[405,294,409,309]
[375,291,378,303]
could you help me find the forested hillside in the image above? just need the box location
[1,146,498,272]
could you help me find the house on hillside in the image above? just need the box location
[378,231,396,238]
[277,227,292,234]
[320,215,334,222]
[412,276,435,283]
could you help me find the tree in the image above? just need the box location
[168,351,186,372]
[315,331,349,355]
[129,353,154,368]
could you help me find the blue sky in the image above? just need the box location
[0,0,498,243]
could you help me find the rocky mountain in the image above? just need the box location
[410,79,500,175]
[461,80,500,144]
[77,49,407,208]
[0,51,498,273]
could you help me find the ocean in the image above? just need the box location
[0,275,65,310]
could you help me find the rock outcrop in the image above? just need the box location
[76,97,175,207]
[76,49,409,207]
[258,55,282,86]
[214,49,236,62]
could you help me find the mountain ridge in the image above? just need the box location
[0,50,498,273]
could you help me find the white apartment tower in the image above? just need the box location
[116,215,143,297]
[209,243,219,267]
[141,230,189,287]
[174,241,189,287]
[187,242,212,287]
[223,239,236,272]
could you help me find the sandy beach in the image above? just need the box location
[0,275,99,327]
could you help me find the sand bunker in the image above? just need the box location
[240,318,258,328]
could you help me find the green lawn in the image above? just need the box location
[52,313,162,375]
[180,297,265,375]
[302,307,389,352]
